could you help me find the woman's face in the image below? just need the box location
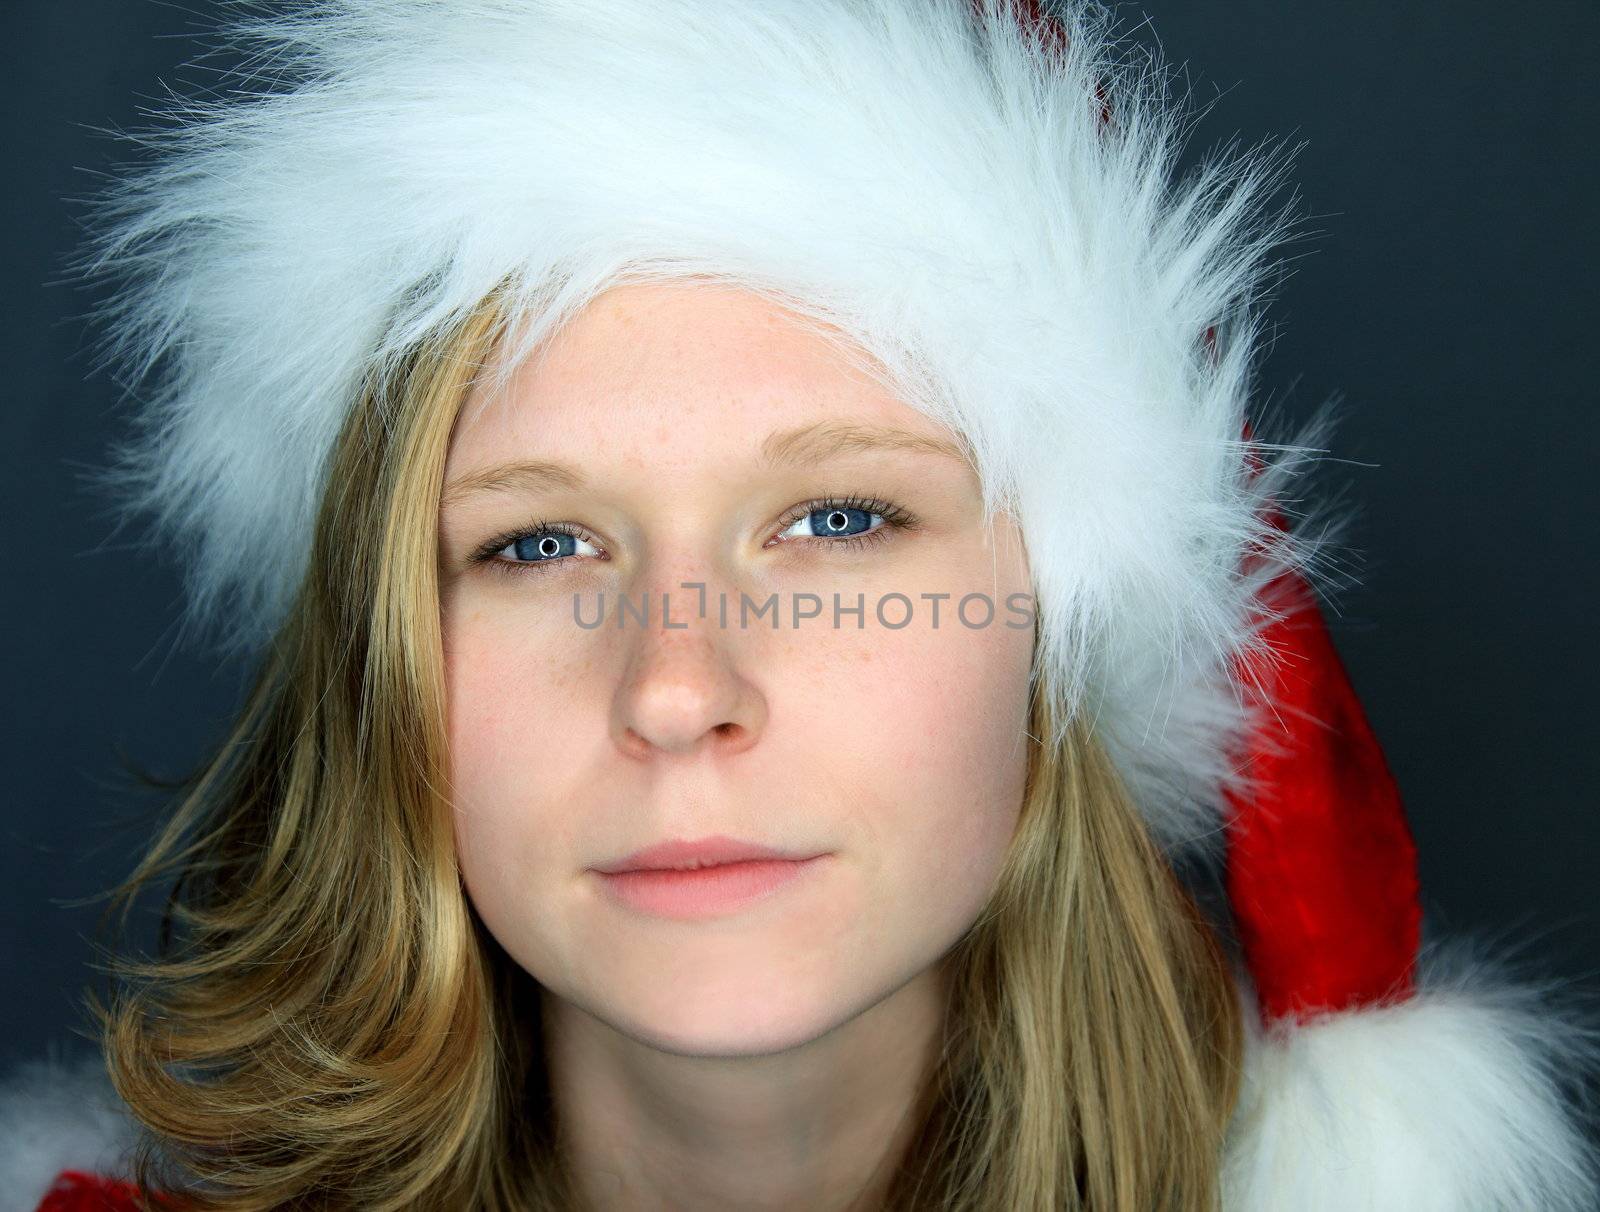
[437,282,1034,1056]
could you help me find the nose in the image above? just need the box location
[611,593,767,761]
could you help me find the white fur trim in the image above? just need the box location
[71,0,1321,859]
[0,1050,139,1212]
[1222,936,1600,1211]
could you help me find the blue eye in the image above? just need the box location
[769,494,917,554]
[472,494,916,579]
[508,529,597,564]
[771,492,915,550]
[472,520,601,577]
[777,504,878,541]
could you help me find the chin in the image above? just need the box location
[594,979,852,1059]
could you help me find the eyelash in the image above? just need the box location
[469,494,919,580]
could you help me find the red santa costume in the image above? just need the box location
[6,1,1597,1208]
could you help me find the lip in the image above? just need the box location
[590,834,825,875]
[592,855,829,920]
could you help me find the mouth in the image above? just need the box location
[591,834,826,876]
[591,854,829,920]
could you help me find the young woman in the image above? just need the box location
[9,1,1597,1208]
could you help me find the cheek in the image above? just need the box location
[441,602,597,917]
[824,612,1033,921]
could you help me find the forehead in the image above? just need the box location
[446,281,952,468]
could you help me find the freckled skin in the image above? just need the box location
[437,281,1034,1209]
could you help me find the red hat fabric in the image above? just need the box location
[1223,485,1423,1025]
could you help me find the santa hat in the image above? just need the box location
[14,0,1595,1207]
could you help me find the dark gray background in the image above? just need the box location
[5,0,1596,1079]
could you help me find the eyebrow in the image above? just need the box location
[759,420,971,471]
[441,458,586,508]
[441,419,970,507]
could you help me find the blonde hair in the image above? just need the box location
[88,285,1242,1211]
